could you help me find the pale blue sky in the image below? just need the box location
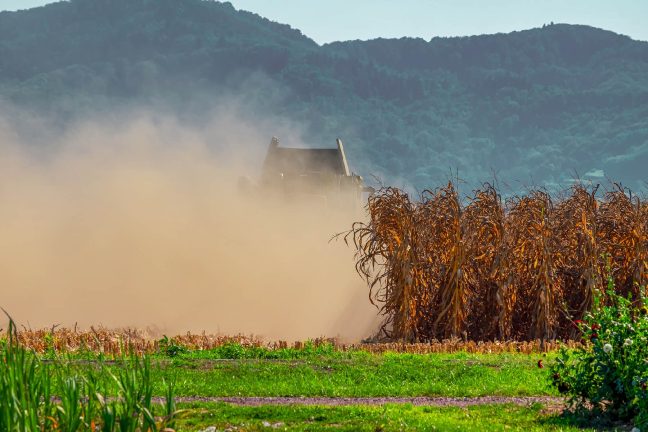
[1,0,647,44]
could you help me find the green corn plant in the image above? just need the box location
[2,313,179,432]
[83,367,104,432]
[103,352,156,432]
[96,394,117,432]
[161,377,178,430]
[0,314,52,432]
[56,377,84,432]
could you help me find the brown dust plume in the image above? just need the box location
[0,112,379,341]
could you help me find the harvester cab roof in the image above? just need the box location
[257,137,373,208]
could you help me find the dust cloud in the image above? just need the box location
[0,110,379,341]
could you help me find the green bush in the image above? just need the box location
[551,276,648,429]
[158,335,188,357]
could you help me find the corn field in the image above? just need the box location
[344,182,648,342]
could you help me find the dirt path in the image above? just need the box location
[162,396,564,408]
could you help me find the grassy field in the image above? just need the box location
[4,337,620,431]
[84,346,576,430]
[147,350,555,398]
[173,402,596,431]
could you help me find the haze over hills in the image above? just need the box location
[1,0,647,191]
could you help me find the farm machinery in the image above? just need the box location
[240,137,373,208]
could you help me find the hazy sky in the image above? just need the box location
[2,0,647,44]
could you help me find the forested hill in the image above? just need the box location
[1,0,648,191]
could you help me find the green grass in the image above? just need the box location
[145,350,556,398]
[4,337,610,431]
[174,402,596,432]
[44,343,555,398]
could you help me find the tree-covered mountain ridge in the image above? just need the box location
[1,0,647,191]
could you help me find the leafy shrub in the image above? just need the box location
[158,335,188,357]
[551,275,648,428]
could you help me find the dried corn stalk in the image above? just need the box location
[419,183,472,339]
[343,187,427,341]
[598,186,648,300]
[346,181,648,342]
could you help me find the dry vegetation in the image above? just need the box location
[344,182,648,342]
[4,326,264,355]
[1,327,581,355]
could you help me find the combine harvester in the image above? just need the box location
[242,137,373,209]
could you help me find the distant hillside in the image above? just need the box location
[1,0,648,191]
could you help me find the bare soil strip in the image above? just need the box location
[163,396,563,407]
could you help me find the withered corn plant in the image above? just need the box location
[462,184,510,340]
[346,180,648,342]
[553,184,601,338]
[507,191,563,341]
[419,183,472,340]
[598,186,648,300]
[342,187,428,341]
